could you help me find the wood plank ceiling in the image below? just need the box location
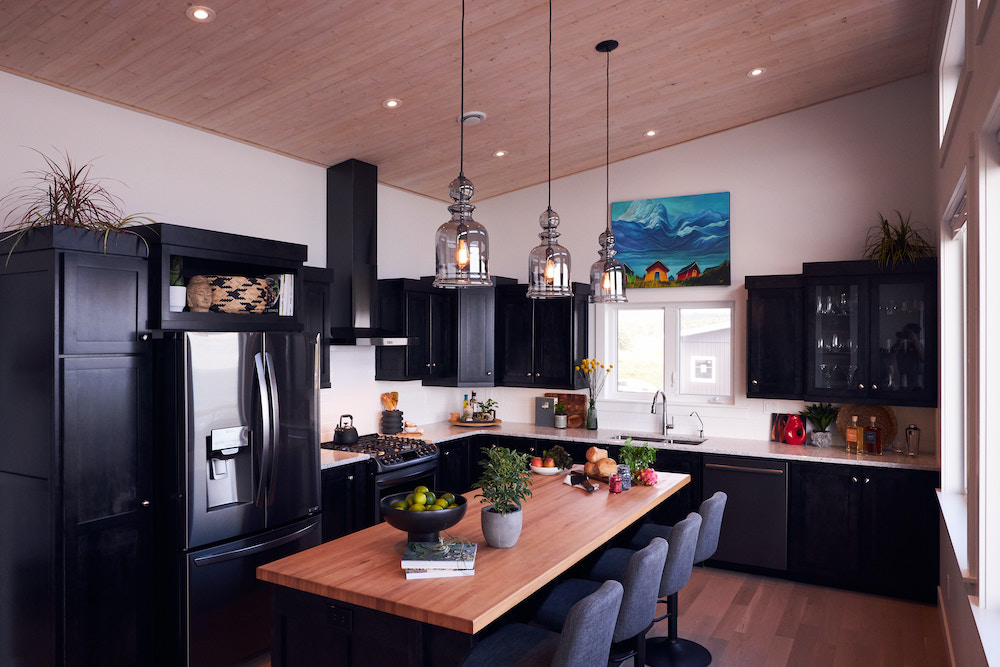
[0,0,943,202]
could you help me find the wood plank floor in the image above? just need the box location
[244,566,948,666]
[655,566,948,667]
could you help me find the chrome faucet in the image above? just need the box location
[651,390,674,436]
[690,411,704,438]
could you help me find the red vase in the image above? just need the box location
[784,414,807,445]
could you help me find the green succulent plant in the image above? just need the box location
[800,403,839,432]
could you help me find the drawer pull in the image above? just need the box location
[704,463,784,475]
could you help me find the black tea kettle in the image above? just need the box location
[333,414,359,446]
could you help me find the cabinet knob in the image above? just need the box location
[751,379,758,385]
[535,372,540,377]
[431,363,436,368]
[347,475,354,481]
[141,500,151,507]
[851,476,858,483]
[139,333,150,341]
[871,383,878,390]
[486,371,492,376]
[426,363,431,368]
[857,383,865,389]
[864,477,870,484]
[526,372,532,377]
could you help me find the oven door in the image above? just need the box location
[373,459,439,523]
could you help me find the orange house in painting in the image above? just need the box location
[677,261,701,280]
[643,261,670,282]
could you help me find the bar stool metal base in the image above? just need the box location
[644,635,712,667]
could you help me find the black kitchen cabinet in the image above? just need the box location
[439,438,474,494]
[321,461,371,541]
[145,222,308,332]
[787,461,939,602]
[745,274,803,399]
[301,267,336,388]
[496,282,590,389]
[0,227,153,666]
[803,259,937,406]
[648,450,701,526]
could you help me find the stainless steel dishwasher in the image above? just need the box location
[702,455,788,570]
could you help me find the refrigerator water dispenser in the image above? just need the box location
[207,426,251,508]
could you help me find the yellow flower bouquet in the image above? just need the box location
[575,358,612,429]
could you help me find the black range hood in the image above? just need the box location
[327,159,412,346]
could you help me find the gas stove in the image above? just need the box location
[324,433,438,474]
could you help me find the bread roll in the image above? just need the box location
[584,461,600,477]
[585,446,608,463]
[596,457,618,478]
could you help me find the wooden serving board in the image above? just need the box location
[448,417,502,427]
[544,393,587,428]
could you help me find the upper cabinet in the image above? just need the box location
[145,223,308,332]
[803,259,937,406]
[746,259,937,407]
[496,282,590,389]
[375,277,515,386]
[746,274,803,399]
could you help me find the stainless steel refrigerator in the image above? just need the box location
[154,331,322,667]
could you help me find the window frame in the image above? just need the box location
[603,300,735,405]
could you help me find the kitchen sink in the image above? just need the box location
[610,434,707,446]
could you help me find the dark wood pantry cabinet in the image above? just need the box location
[745,274,803,399]
[0,227,152,666]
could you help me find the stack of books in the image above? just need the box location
[401,541,477,580]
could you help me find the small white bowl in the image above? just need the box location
[403,425,419,433]
[530,465,565,475]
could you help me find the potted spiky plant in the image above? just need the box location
[800,403,839,447]
[1,149,156,261]
[472,446,533,548]
[863,211,934,269]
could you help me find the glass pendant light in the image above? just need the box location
[589,39,627,303]
[527,0,572,299]
[434,0,491,288]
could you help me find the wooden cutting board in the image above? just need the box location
[544,393,588,428]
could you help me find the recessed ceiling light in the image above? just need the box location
[644,130,657,137]
[185,6,216,22]
[747,67,766,78]
[381,98,402,109]
[458,111,487,125]
[493,150,508,158]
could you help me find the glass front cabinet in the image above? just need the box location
[803,260,937,407]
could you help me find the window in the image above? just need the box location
[939,0,966,144]
[610,303,733,403]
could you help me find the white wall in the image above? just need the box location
[1,70,938,446]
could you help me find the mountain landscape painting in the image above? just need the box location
[612,191,731,288]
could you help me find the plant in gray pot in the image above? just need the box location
[801,403,839,448]
[472,446,533,548]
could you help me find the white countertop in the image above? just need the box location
[408,421,939,471]
[320,448,369,470]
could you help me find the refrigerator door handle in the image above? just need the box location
[191,521,319,567]
[254,351,272,507]
[263,350,281,503]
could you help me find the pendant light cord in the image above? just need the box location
[546,0,552,210]
[459,0,466,178]
[605,45,610,236]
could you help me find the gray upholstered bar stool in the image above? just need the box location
[460,579,624,667]
[627,491,728,666]
[588,512,702,667]
[532,537,668,666]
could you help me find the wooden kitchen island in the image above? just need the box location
[257,468,689,667]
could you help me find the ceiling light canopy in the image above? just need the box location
[527,0,572,299]
[381,98,402,109]
[747,67,766,77]
[590,39,627,304]
[185,6,216,22]
[433,0,491,289]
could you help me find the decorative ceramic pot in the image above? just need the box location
[810,430,833,448]
[784,414,807,445]
[481,505,522,548]
[554,414,567,429]
[169,285,187,312]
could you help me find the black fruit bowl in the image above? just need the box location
[380,492,468,543]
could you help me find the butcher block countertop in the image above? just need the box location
[257,469,689,634]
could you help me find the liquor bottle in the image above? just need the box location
[461,394,471,422]
[469,391,479,419]
[863,416,883,455]
[845,415,860,453]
